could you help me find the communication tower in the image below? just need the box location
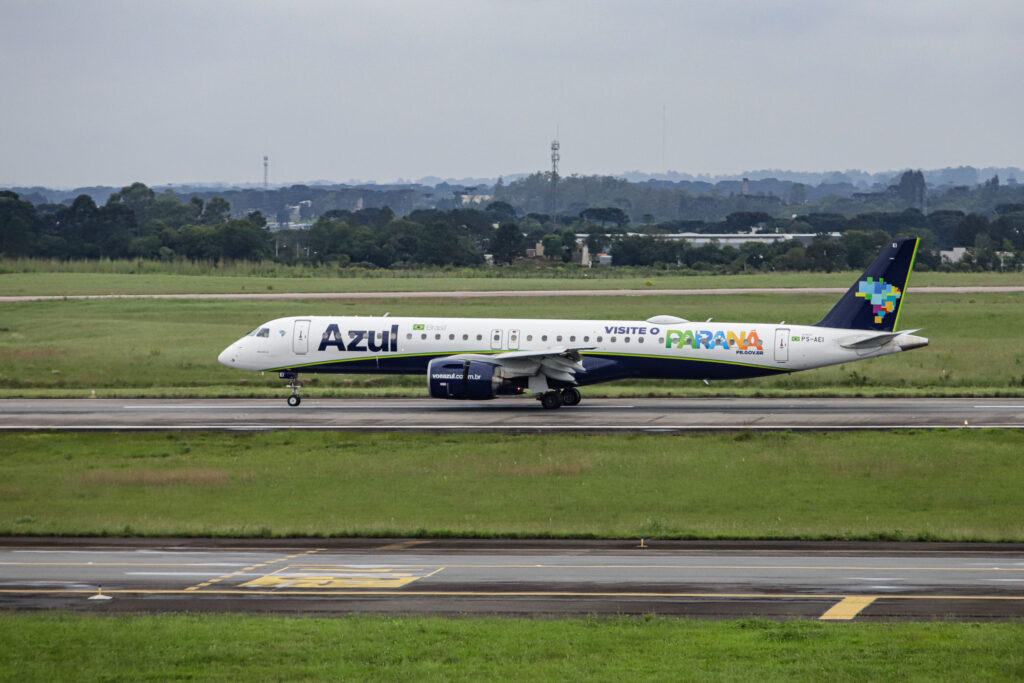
[550,139,560,216]
[263,156,269,189]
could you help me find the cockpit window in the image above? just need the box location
[246,328,260,337]
[257,328,270,338]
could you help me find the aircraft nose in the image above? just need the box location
[218,344,237,367]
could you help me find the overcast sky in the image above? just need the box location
[2,0,1022,188]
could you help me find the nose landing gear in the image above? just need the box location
[280,371,301,407]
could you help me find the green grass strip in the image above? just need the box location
[2,292,1024,393]
[1,613,1022,681]
[2,430,1022,541]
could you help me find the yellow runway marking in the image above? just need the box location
[183,548,323,592]
[377,540,433,550]
[820,596,877,620]
[242,566,445,589]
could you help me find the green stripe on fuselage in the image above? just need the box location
[267,349,788,374]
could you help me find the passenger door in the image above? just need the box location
[293,319,310,355]
[774,327,789,362]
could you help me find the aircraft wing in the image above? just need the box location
[443,347,594,384]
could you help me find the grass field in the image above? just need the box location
[2,613,1022,681]
[0,291,1021,395]
[0,268,1022,296]
[2,430,1021,540]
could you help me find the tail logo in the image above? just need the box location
[856,277,902,324]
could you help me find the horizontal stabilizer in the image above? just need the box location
[839,329,921,349]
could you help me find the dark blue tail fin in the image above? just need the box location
[814,238,919,331]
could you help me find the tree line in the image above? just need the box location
[2,182,1022,271]
[496,169,1024,223]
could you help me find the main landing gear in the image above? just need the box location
[538,387,582,409]
[280,371,301,407]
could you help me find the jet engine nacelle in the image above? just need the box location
[428,358,499,400]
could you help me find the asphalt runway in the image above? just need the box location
[2,538,1022,620]
[1,397,1023,431]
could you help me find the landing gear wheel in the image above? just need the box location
[560,387,581,407]
[540,391,563,410]
[280,371,301,407]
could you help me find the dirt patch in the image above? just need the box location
[0,349,59,359]
[77,469,230,487]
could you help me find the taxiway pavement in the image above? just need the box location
[1,397,1022,431]
[2,538,1022,620]
[2,285,1023,303]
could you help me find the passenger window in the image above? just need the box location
[476,334,482,341]
[611,336,617,343]
[658,337,664,344]
[421,333,427,340]
[542,335,548,342]
[638,337,644,344]
[556,335,563,342]
[406,333,412,340]
[583,336,589,342]
[596,336,603,342]
[570,335,576,342]
[435,334,441,340]
[624,336,630,343]
[449,333,455,340]
[527,335,533,341]
[462,334,468,341]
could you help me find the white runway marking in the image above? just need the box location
[125,572,255,577]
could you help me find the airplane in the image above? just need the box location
[218,237,927,408]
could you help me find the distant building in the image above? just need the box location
[457,193,494,206]
[941,247,968,264]
[575,232,839,248]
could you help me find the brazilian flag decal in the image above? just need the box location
[413,324,425,330]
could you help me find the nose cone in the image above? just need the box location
[218,344,237,367]
[897,334,929,351]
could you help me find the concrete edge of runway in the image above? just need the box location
[5,536,1024,553]
[2,285,1023,303]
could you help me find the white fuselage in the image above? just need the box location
[218,314,928,384]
